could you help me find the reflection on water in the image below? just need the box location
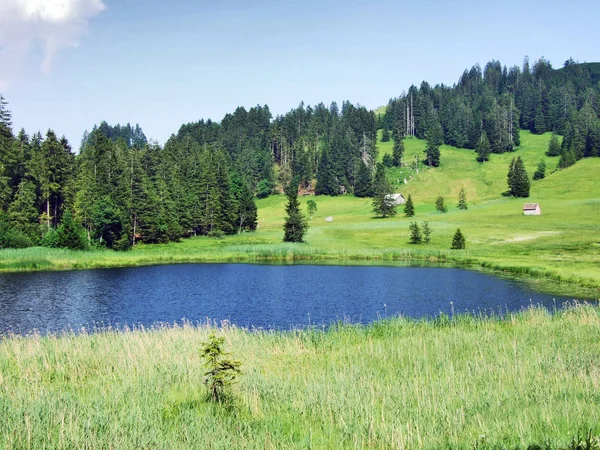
[0,264,581,335]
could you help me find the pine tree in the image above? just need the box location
[231,175,257,233]
[451,228,466,249]
[381,128,390,142]
[392,135,404,167]
[408,221,422,244]
[475,131,491,162]
[371,164,396,218]
[403,194,415,217]
[422,221,432,244]
[457,188,468,210]
[54,209,88,250]
[7,180,39,241]
[546,133,561,156]
[532,107,546,134]
[354,160,373,197]
[424,141,441,167]
[507,156,530,197]
[283,181,308,242]
[435,196,447,213]
[533,160,546,180]
[315,145,338,196]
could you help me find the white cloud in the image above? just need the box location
[0,0,106,88]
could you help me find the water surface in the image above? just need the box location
[0,264,580,334]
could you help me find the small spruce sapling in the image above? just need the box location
[533,160,546,180]
[457,188,468,210]
[404,194,415,217]
[200,334,242,402]
[451,228,466,250]
[422,221,431,244]
[408,221,422,244]
[435,196,447,213]
[306,199,317,219]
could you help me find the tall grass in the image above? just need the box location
[1,304,599,449]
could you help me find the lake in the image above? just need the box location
[0,264,581,335]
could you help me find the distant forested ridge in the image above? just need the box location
[0,57,598,249]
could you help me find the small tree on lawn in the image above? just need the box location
[200,334,242,403]
[306,199,317,219]
[507,156,530,197]
[451,228,466,250]
[422,221,432,244]
[283,181,308,242]
[533,160,546,180]
[404,194,415,217]
[435,196,447,213]
[409,221,422,244]
[457,188,468,210]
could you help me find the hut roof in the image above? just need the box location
[523,203,540,210]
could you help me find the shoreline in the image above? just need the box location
[0,247,598,299]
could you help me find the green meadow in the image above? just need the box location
[1,304,599,449]
[1,131,598,296]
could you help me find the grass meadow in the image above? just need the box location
[1,304,599,449]
[1,131,598,297]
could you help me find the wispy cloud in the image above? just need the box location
[0,0,106,89]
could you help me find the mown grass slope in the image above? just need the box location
[1,305,599,449]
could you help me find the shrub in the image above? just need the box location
[256,179,273,199]
[0,223,33,249]
[200,334,242,402]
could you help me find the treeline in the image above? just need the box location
[171,101,377,196]
[382,57,600,165]
[0,57,599,250]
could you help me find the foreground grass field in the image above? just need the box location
[1,304,599,449]
[0,131,598,297]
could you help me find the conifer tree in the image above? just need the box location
[8,180,39,241]
[451,228,466,249]
[533,160,546,180]
[381,128,390,142]
[435,196,447,213]
[371,163,396,218]
[507,156,530,197]
[403,194,415,217]
[354,160,373,197]
[546,133,561,156]
[408,221,422,244]
[422,221,432,244]
[457,188,468,210]
[476,131,491,162]
[283,180,308,242]
[424,141,441,167]
[392,135,404,167]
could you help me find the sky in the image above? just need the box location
[1,0,599,149]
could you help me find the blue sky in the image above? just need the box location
[2,0,599,148]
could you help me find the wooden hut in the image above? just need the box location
[523,203,541,215]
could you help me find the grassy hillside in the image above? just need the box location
[0,131,598,296]
[1,304,599,449]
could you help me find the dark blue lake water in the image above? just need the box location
[0,264,581,335]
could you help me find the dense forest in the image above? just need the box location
[0,57,598,250]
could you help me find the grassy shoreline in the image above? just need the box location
[0,245,598,299]
[1,304,599,449]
